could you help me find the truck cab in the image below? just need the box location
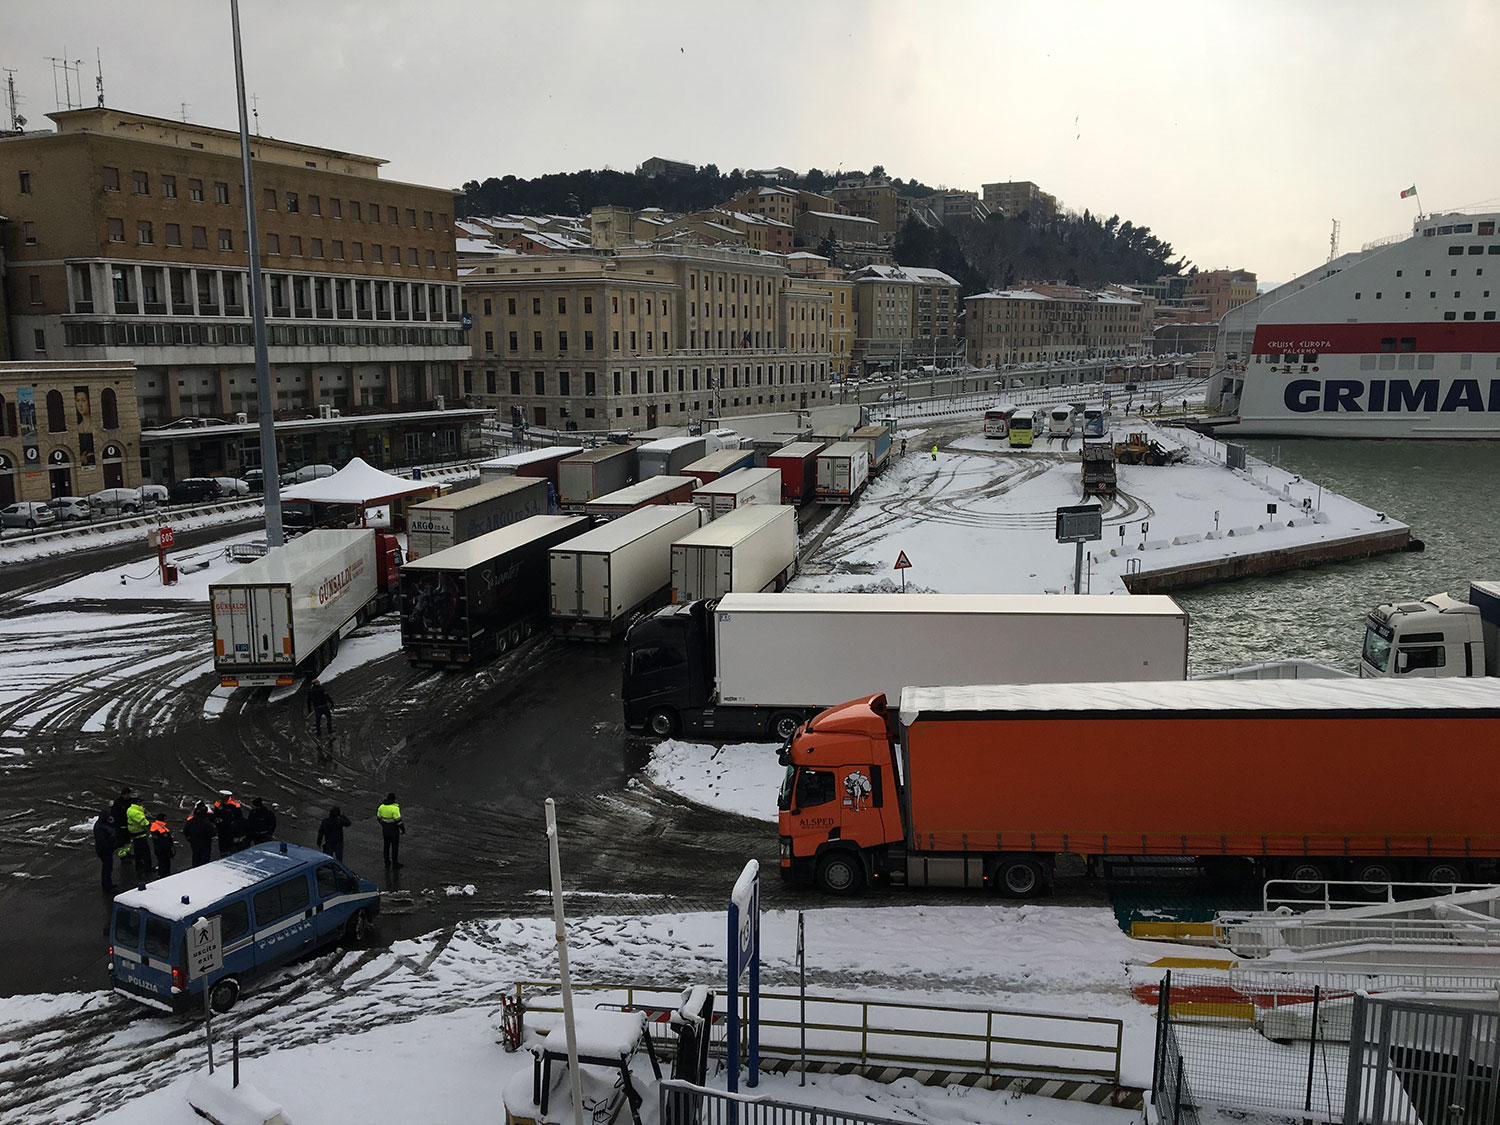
[1361,582,1500,678]
[776,695,904,893]
[622,601,715,736]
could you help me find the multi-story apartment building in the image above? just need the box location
[1185,268,1257,320]
[825,180,910,237]
[793,210,887,265]
[459,244,834,431]
[0,107,468,451]
[638,157,696,178]
[724,187,834,228]
[786,253,855,379]
[980,181,1057,220]
[964,285,1144,367]
[850,264,962,371]
[0,359,141,502]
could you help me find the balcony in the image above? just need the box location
[271,305,291,319]
[74,301,94,313]
[294,305,313,319]
[337,309,353,320]
[144,302,167,315]
[225,305,246,318]
[115,301,138,314]
[357,310,372,320]
[199,304,220,316]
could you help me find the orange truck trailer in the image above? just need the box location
[777,678,1500,897]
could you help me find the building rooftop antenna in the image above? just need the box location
[180,102,190,123]
[46,52,83,110]
[4,68,26,131]
[250,92,260,135]
[95,47,104,107]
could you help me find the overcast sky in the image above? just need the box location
[6,0,1498,284]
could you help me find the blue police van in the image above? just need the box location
[109,842,380,1013]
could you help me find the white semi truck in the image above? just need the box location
[405,477,548,559]
[211,529,403,687]
[623,591,1191,740]
[1361,582,1500,678]
[669,505,798,605]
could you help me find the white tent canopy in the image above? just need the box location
[278,457,438,507]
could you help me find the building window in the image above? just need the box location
[137,220,153,244]
[218,228,233,251]
[159,174,176,199]
[263,187,276,210]
[509,371,521,394]
[210,180,228,204]
[311,238,323,258]
[332,240,344,260]
[165,223,181,246]
[309,195,321,216]
[192,225,208,249]
[102,388,119,430]
[386,205,398,225]
[533,331,543,352]
[23,221,36,245]
[422,210,433,230]
[286,192,299,213]
[425,249,436,268]
[405,208,417,228]
[46,389,66,432]
[289,235,302,256]
[534,371,546,394]
[559,331,568,352]
[407,247,418,266]
[266,232,280,254]
[372,244,383,264]
[352,241,363,262]
[483,298,492,315]
[350,201,361,221]
[18,169,31,193]
[441,251,450,269]
[484,331,494,352]
[584,330,594,351]
[102,166,120,191]
[183,178,201,202]
[532,297,542,315]
[132,169,149,194]
[508,331,518,352]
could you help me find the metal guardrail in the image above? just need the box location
[512,981,1123,1086]
[660,1078,914,1125]
[1262,880,1498,913]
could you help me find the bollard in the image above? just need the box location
[233,1033,240,1088]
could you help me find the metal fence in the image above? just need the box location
[1152,972,1500,1125]
[1345,994,1500,1125]
[660,1078,913,1125]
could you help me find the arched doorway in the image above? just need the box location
[0,452,15,506]
[102,443,125,489]
[47,449,72,498]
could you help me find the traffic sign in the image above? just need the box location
[188,916,223,980]
[460,312,474,330]
[158,526,176,549]
[893,551,912,570]
[1055,505,1103,544]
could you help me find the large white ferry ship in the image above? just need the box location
[1207,212,1500,438]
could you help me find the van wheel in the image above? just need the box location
[209,977,240,1013]
[995,858,1043,898]
[344,908,371,946]
[646,709,679,738]
[770,711,802,742]
[815,852,863,895]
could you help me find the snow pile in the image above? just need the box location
[641,740,783,822]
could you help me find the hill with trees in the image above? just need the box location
[458,165,1184,293]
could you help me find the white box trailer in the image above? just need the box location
[638,436,707,479]
[816,442,870,504]
[585,476,698,520]
[550,505,704,640]
[691,467,782,521]
[558,446,638,510]
[670,504,798,604]
[211,529,401,687]
[621,591,1190,740]
[478,446,576,483]
[406,477,549,559]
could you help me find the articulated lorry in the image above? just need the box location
[212,529,402,687]
[850,425,892,474]
[692,467,781,521]
[638,436,707,479]
[623,591,1189,741]
[681,448,755,484]
[549,505,703,640]
[779,678,1500,896]
[584,476,698,520]
[406,476,549,559]
[815,442,870,504]
[479,446,576,494]
[400,515,589,667]
[558,446,638,510]
[669,505,798,607]
[1361,582,1500,678]
[766,441,825,505]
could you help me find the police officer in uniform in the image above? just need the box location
[376,794,404,868]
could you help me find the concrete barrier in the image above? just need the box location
[1228,526,1257,537]
[1172,533,1203,546]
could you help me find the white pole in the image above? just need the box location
[545,798,585,1125]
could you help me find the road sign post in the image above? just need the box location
[727,859,761,1093]
[1055,504,1103,595]
[893,550,912,593]
[188,915,223,1072]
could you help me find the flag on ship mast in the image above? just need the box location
[1400,185,1418,199]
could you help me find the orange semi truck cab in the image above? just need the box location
[779,679,1500,898]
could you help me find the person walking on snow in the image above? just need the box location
[150,818,175,878]
[318,806,352,862]
[930,444,938,460]
[900,438,908,457]
[247,797,277,844]
[93,810,118,894]
[125,798,153,879]
[376,794,404,868]
[306,678,334,736]
[184,802,215,867]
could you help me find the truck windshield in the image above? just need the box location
[1362,625,1392,673]
[778,765,795,811]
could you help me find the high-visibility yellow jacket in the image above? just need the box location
[126,803,150,839]
[376,802,402,826]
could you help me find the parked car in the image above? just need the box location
[877,391,908,403]
[89,487,144,513]
[1,502,57,530]
[242,469,265,494]
[46,496,93,522]
[281,464,337,485]
[139,484,168,504]
[213,476,252,496]
[168,478,224,504]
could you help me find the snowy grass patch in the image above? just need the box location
[642,739,784,822]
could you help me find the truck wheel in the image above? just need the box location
[1422,860,1469,888]
[995,858,1043,898]
[209,977,241,1014]
[646,709,679,738]
[815,853,863,895]
[1282,859,1331,897]
[496,631,510,655]
[1352,860,1399,898]
[769,711,802,742]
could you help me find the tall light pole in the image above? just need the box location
[230,0,282,545]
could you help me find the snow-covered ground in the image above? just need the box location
[795,423,1403,596]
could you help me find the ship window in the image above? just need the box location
[1302,353,1319,363]
[1379,355,1397,371]
[1449,246,1464,255]
[1461,354,1473,370]
[1485,312,1496,321]
[1375,292,1382,299]
[1400,337,1416,351]
[1426,270,1432,276]
[1354,292,1361,300]
[1443,311,1457,320]
[1464,311,1477,320]
[1441,226,1454,235]
[1398,355,1415,371]
[1489,246,1500,255]
[1406,292,1412,298]
[1456,224,1474,233]
[1380,337,1396,352]
[1360,355,1376,371]
[1418,355,1436,370]
[1481,223,1495,236]
[1396,270,1403,277]
[1470,246,1485,255]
